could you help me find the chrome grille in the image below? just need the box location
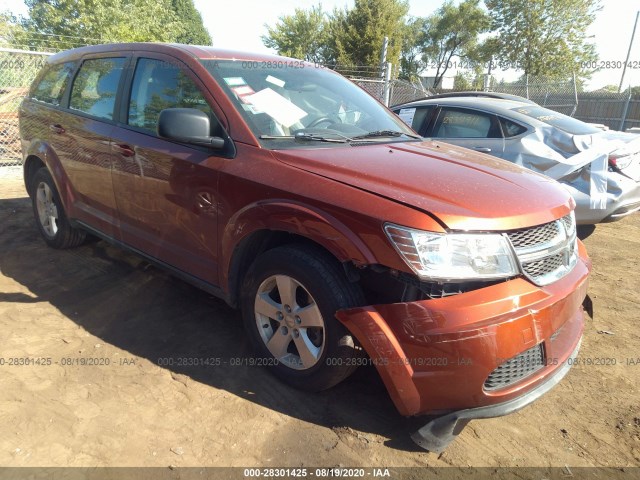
[484,344,545,391]
[522,252,564,278]
[506,213,578,286]
[508,222,560,249]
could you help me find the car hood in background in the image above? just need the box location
[274,141,573,231]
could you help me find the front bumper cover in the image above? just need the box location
[411,338,581,452]
[336,242,591,450]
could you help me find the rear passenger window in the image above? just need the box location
[31,62,75,106]
[500,117,527,137]
[433,107,501,139]
[69,58,126,120]
[128,58,214,134]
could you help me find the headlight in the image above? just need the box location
[385,224,519,281]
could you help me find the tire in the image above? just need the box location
[31,167,86,249]
[241,244,364,392]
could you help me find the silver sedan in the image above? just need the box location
[393,95,640,225]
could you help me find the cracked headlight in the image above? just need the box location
[385,224,519,281]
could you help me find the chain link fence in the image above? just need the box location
[486,75,579,116]
[1,46,637,169]
[331,63,428,107]
[0,48,52,166]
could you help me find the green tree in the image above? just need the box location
[261,5,332,63]
[452,71,485,91]
[171,0,212,45]
[486,0,600,78]
[332,0,409,68]
[421,0,492,88]
[16,0,209,50]
[399,17,426,81]
[1,11,15,40]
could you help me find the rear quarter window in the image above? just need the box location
[499,117,528,137]
[30,62,75,106]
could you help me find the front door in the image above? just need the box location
[110,55,224,285]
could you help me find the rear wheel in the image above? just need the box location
[241,244,363,391]
[31,168,86,249]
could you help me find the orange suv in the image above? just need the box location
[19,43,590,451]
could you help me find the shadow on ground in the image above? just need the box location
[0,196,427,452]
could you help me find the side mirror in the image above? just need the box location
[157,108,225,149]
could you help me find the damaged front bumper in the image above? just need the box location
[336,242,591,451]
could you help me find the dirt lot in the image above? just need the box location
[0,165,639,472]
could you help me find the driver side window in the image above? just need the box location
[128,58,221,136]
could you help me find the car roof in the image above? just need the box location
[394,96,533,111]
[47,42,305,65]
[406,91,537,104]
[393,96,558,130]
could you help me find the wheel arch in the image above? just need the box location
[23,155,46,197]
[22,142,73,213]
[222,200,378,307]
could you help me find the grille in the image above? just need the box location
[484,344,545,391]
[522,252,564,278]
[506,214,577,286]
[508,221,560,249]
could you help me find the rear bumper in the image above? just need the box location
[336,242,591,418]
[570,172,640,224]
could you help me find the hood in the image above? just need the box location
[274,141,573,231]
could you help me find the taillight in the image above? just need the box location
[609,154,633,170]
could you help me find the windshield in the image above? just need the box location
[511,105,600,136]
[201,59,417,148]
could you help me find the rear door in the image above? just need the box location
[59,55,128,236]
[110,53,226,285]
[426,106,505,157]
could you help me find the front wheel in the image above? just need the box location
[241,245,363,392]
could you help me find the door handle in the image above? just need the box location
[474,147,492,153]
[111,143,135,158]
[49,124,65,134]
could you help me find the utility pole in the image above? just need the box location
[619,11,639,93]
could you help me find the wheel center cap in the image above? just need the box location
[284,315,296,329]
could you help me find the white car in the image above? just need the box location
[393,94,640,225]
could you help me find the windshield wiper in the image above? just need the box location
[351,130,421,140]
[260,132,349,143]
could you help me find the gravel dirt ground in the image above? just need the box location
[0,165,639,472]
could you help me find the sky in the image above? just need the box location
[3,0,639,90]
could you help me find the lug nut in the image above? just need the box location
[295,316,301,325]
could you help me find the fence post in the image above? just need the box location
[619,88,633,131]
[383,62,392,106]
[483,58,493,92]
[379,36,388,78]
[525,74,530,99]
[570,72,578,117]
